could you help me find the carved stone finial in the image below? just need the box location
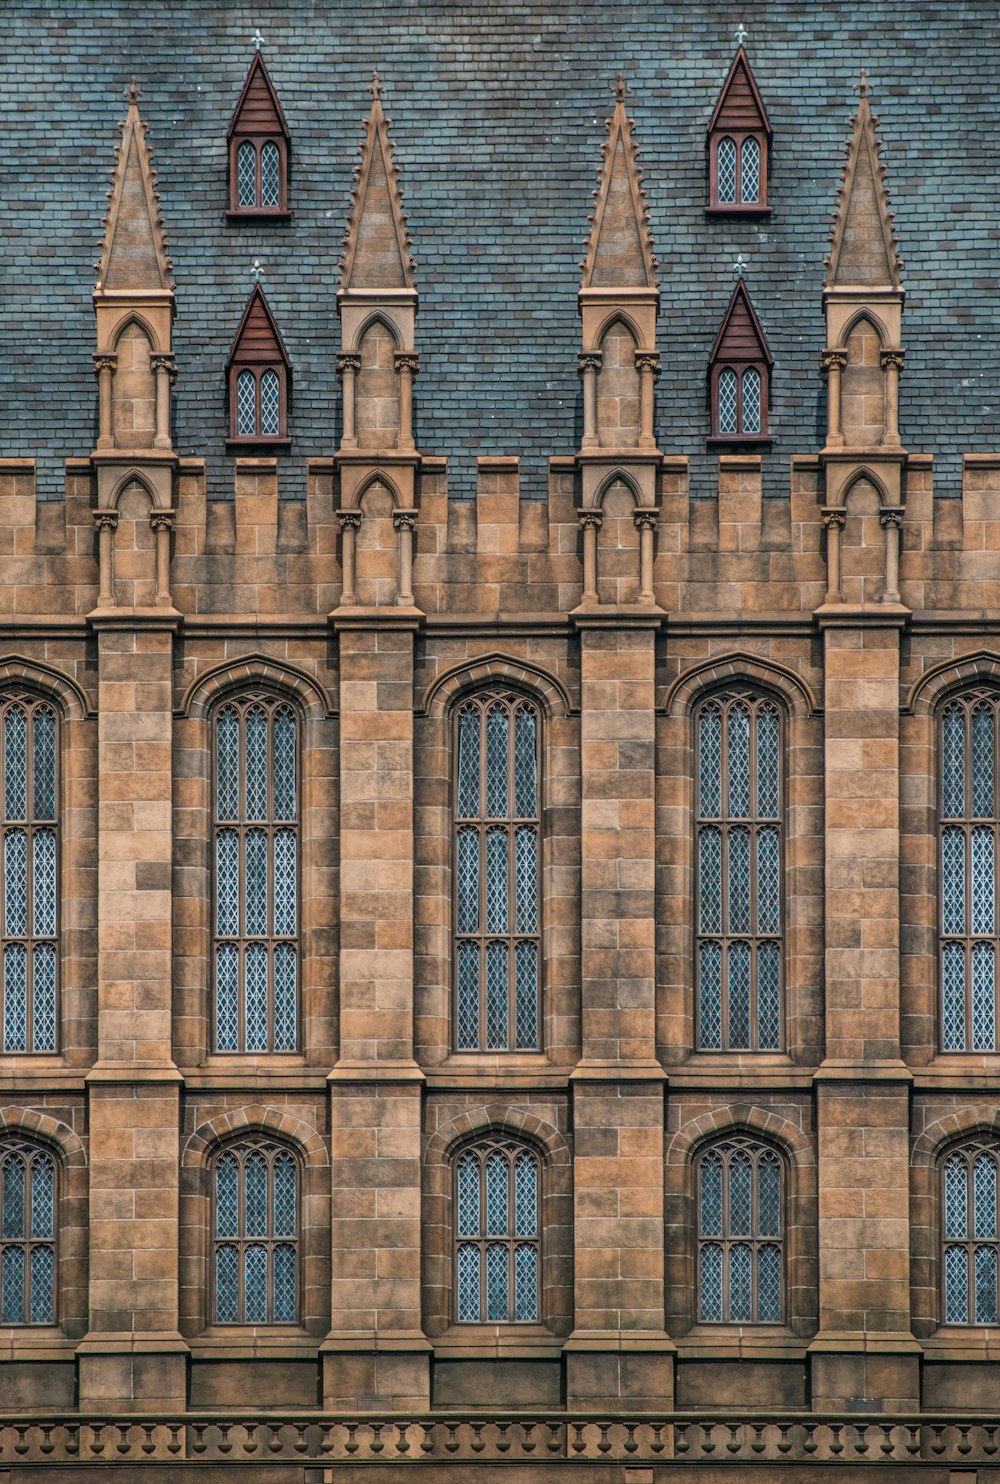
[369,69,383,100]
[734,21,750,45]
[126,75,141,105]
[251,25,263,51]
[854,67,869,98]
[613,71,629,102]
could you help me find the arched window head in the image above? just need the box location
[212,1137,299,1325]
[940,692,1000,1052]
[213,695,299,1054]
[454,691,541,1053]
[227,53,290,217]
[696,691,782,1052]
[1,695,58,1054]
[942,1139,1000,1325]
[0,1141,56,1324]
[706,49,771,213]
[454,1137,540,1324]
[697,1137,783,1324]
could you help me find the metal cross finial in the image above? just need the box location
[369,69,383,100]
[251,26,263,51]
[125,76,141,104]
[250,258,264,283]
[734,21,750,46]
[614,71,630,103]
[732,252,748,279]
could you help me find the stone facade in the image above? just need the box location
[2,3,1000,1478]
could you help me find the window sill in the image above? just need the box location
[705,205,772,218]
[0,1326,76,1361]
[225,437,292,451]
[706,435,773,450]
[432,1323,562,1360]
[225,209,292,222]
[678,1324,807,1360]
[670,1051,815,1089]
[920,1326,1000,1362]
[425,1053,572,1090]
[189,1326,317,1359]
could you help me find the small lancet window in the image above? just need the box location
[942,1140,1000,1325]
[940,692,1000,1052]
[706,48,771,212]
[226,286,291,447]
[227,52,290,217]
[1,696,58,1055]
[696,691,783,1052]
[707,278,773,444]
[697,1137,783,1324]
[454,1137,540,1324]
[453,691,541,1053]
[0,1141,56,1324]
[212,1137,299,1324]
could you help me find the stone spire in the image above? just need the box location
[824,70,902,291]
[340,70,415,292]
[95,78,173,294]
[580,73,657,290]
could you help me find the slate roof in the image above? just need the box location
[2,0,997,501]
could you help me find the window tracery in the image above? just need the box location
[454,1137,540,1324]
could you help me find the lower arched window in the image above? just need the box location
[454,1138,540,1323]
[697,1137,783,1324]
[0,1141,56,1324]
[943,1140,1000,1325]
[212,1138,299,1324]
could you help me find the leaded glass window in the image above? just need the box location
[697,1137,783,1324]
[213,696,298,1053]
[0,1141,56,1324]
[231,364,286,441]
[710,128,768,211]
[212,1137,298,1324]
[454,1137,540,1323]
[1,696,58,1054]
[741,136,761,204]
[942,1140,1000,1325]
[454,692,541,1052]
[717,136,737,203]
[696,692,782,1051]
[940,694,1000,1052]
[230,137,287,214]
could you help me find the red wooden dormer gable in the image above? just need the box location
[225,284,292,444]
[228,51,289,142]
[710,277,773,370]
[708,47,771,137]
[227,52,291,215]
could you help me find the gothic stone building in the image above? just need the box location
[1,1,1000,1479]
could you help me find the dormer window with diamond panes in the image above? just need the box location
[707,47,771,214]
[225,285,291,448]
[708,277,773,446]
[227,51,290,218]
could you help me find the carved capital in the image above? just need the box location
[92,354,117,376]
[578,509,603,531]
[149,353,175,375]
[634,352,661,377]
[880,350,905,371]
[392,509,417,533]
[879,507,903,530]
[821,508,846,530]
[336,353,361,375]
[577,352,603,375]
[149,510,175,533]
[93,510,119,533]
[821,349,848,373]
[633,507,659,531]
[337,510,363,532]
[394,352,420,375]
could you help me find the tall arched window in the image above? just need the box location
[213,695,298,1053]
[454,1137,540,1323]
[696,691,782,1051]
[940,692,1000,1051]
[0,1140,56,1324]
[1,695,57,1054]
[212,1137,298,1325]
[454,691,541,1053]
[697,1136,783,1324]
[942,1139,1000,1325]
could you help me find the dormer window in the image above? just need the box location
[227,53,291,218]
[707,48,771,214]
[708,278,773,445]
[226,285,291,447]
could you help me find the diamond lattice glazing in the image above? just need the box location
[514,708,537,818]
[699,1152,723,1236]
[32,829,55,937]
[729,1242,753,1322]
[727,705,751,816]
[244,945,269,1051]
[457,1243,480,1322]
[742,367,761,433]
[485,1152,508,1236]
[2,1156,24,1239]
[514,1153,537,1237]
[236,368,256,437]
[756,706,779,818]
[261,141,280,208]
[486,707,509,818]
[29,1244,53,1324]
[30,1155,53,1239]
[215,1244,239,1323]
[274,830,296,937]
[3,943,26,1052]
[972,827,995,935]
[514,827,536,934]
[260,369,280,436]
[972,704,995,817]
[245,707,268,820]
[246,829,268,936]
[485,941,508,1049]
[273,1243,296,1321]
[942,827,966,936]
[699,707,722,816]
[717,136,737,202]
[456,942,479,1050]
[456,1153,479,1237]
[32,709,55,821]
[32,944,56,1052]
[1,1245,24,1324]
[273,1155,296,1238]
[215,945,239,1051]
[237,141,256,207]
[943,942,967,1050]
[273,707,296,820]
[758,1151,781,1238]
[514,941,537,1049]
[944,1153,968,1239]
[741,135,760,203]
[456,708,480,818]
[942,705,966,819]
[244,1244,268,1323]
[944,1242,969,1323]
[486,1242,508,1321]
[976,1244,998,1324]
[699,1242,724,1321]
[718,367,738,434]
[273,946,296,1051]
[728,941,751,1048]
[758,1242,781,1322]
[698,827,722,934]
[757,942,781,1050]
[4,830,27,938]
[698,941,723,1049]
[728,827,750,933]
[215,1154,239,1238]
[3,709,26,821]
[728,1151,752,1236]
[216,707,240,821]
[971,942,996,1051]
[514,1242,537,1320]
[485,829,508,934]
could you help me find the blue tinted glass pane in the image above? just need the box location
[514,941,538,1050]
[273,1155,296,1238]
[245,1152,268,1237]
[486,1242,508,1321]
[699,1153,723,1236]
[514,1243,538,1321]
[514,1153,537,1237]
[260,369,280,438]
[971,942,996,1052]
[29,1244,53,1324]
[728,705,751,816]
[729,1242,753,1322]
[486,707,509,818]
[699,708,722,816]
[728,1151,752,1236]
[273,945,296,1052]
[32,709,55,821]
[485,941,508,1049]
[456,941,479,1050]
[246,829,268,936]
[215,1154,239,1237]
[943,942,967,1051]
[698,940,722,1050]
[457,1242,480,1321]
[457,709,480,818]
[742,367,761,434]
[237,141,256,208]
[1,1245,24,1323]
[974,1154,997,1238]
[741,135,761,203]
[758,1151,781,1238]
[30,1156,54,1239]
[3,943,27,1052]
[244,1244,268,1322]
[244,944,268,1052]
[273,707,296,821]
[972,705,995,817]
[699,1242,724,1321]
[942,826,967,937]
[273,830,296,938]
[514,708,537,818]
[215,944,239,1051]
[757,827,781,936]
[2,1156,24,1238]
[757,942,781,1051]
[759,1242,781,1322]
[728,941,751,1049]
[215,1243,239,1322]
[245,708,268,821]
[945,1243,969,1324]
[215,830,239,937]
[261,140,280,207]
[273,1243,296,1321]
[976,1244,998,1325]
[514,827,537,934]
[756,706,779,818]
[485,1152,508,1236]
[942,706,966,819]
[944,1154,969,1239]
[236,368,256,437]
[456,1153,480,1237]
[456,828,479,936]
[4,709,27,820]
[717,136,737,203]
[32,829,56,938]
[32,944,56,1052]
[5,830,27,936]
[728,827,751,934]
[216,707,240,821]
[698,827,722,934]
[972,827,995,935]
[485,829,508,934]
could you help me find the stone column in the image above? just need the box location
[578,509,601,605]
[880,507,902,604]
[633,507,658,604]
[822,508,845,604]
[880,350,904,448]
[810,614,918,1411]
[822,349,847,448]
[566,617,672,1412]
[337,353,361,450]
[94,511,118,609]
[578,353,601,448]
[324,615,429,1410]
[393,509,417,606]
[150,353,175,451]
[394,352,419,452]
[150,510,174,608]
[93,355,117,451]
[635,352,660,450]
[78,614,186,1412]
[338,510,362,606]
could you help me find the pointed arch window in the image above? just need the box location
[213,694,299,1053]
[942,1139,1000,1325]
[696,691,783,1052]
[697,1137,783,1324]
[708,279,772,444]
[453,691,541,1053]
[940,691,1000,1051]
[0,1141,56,1324]
[1,696,57,1054]
[227,53,290,217]
[226,286,291,447]
[454,1137,540,1323]
[212,1137,299,1324]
